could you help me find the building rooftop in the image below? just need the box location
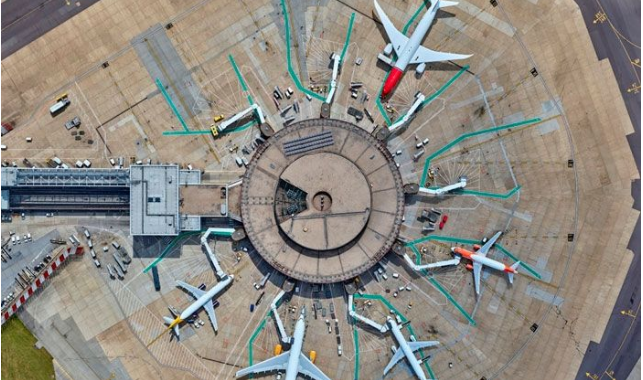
[241,119,405,283]
[129,165,180,236]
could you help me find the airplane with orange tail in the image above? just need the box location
[451,231,521,296]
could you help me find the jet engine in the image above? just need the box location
[383,43,393,56]
[416,62,426,75]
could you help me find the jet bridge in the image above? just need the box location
[201,227,235,280]
[270,290,291,345]
[211,103,269,137]
[325,53,342,104]
[347,294,388,333]
[419,176,467,196]
[403,252,460,271]
[388,92,426,133]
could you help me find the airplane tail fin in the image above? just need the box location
[507,261,521,284]
[438,0,459,8]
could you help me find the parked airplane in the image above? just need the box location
[374,0,472,97]
[236,306,331,380]
[162,274,234,341]
[451,231,521,296]
[384,317,439,380]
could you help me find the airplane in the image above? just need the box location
[451,231,521,296]
[236,306,331,380]
[383,316,439,380]
[163,274,234,341]
[374,0,472,97]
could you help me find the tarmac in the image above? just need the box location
[0,0,640,378]
[1,0,103,58]
[573,0,641,378]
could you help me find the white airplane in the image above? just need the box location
[374,0,472,97]
[383,317,438,380]
[236,306,331,380]
[162,274,234,341]
[451,231,521,296]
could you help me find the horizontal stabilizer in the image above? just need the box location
[507,261,521,284]
[173,324,180,341]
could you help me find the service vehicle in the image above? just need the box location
[64,117,81,130]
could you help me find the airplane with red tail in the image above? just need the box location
[374,0,472,98]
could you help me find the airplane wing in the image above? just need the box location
[473,262,483,295]
[478,231,503,257]
[176,281,206,299]
[299,353,332,380]
[203,300,218,332]
[235,352,290,378]
[410,45,472,64]
[374,0,409,55]
[383,348,406,375]
[408,340,439,353]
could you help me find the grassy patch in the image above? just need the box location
[2,316,54,380]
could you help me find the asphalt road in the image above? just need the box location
[1,0,102,59]
[573,0,641,379]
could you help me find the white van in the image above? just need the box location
[49,98,70,115]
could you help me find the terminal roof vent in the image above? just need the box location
[282,130,334,156]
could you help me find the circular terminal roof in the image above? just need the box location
[241,118,405,283]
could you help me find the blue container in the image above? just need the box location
[152,266,161,291]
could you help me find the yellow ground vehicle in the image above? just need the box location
[210,124,219,137]
[213,114,225,122]
[55,93,68,102]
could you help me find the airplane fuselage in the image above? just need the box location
[179,275,233,321]
[382,2,438,96]
[285,314,306,380]
[387,319,428,380]
[453,248,516,274]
